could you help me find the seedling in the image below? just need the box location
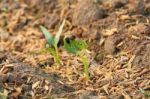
[40,19,65,65]
[63,37,90,80]
[139,88,150,98]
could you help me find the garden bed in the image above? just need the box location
[0,0,150,98]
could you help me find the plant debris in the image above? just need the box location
[0,0,150,98]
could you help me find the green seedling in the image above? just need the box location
[40,19,65,65]
[139,88,150,98]
[0,89,8,99]
[63,37,90,80]
[1,7,9,13]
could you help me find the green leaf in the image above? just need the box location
[139,88,150,98]
[63,37,88,54]
[74,40,88,50]
[40,25,55,45]
[63,37,78,54]
[55,19,65,45]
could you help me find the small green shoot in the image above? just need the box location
[139,88,150,98]
[80,51,90,80]
[0,93,7,99]
[63,37,90,80]
[1,7,9,13]
[0,89,8,99]
[40,19,65,65]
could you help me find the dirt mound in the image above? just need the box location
[0,53,75,98]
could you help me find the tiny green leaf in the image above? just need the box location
[139,88,150,98]
[40,19,65,65]
[63,37,90,80]
[40,25,55,45]
[63,37,88,54]
[55,19,65,45]
[63,37,78,54]
[74,40,88,50]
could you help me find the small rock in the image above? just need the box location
[104,36,116,55]
[72,0,105,25]
[104,34,123,55]
[133,43,150,68]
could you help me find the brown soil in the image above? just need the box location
[0,0,150,98]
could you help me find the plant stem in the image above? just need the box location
[54,45,61,65]
[80,55,90,80]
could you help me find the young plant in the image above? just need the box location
[139,88,150,98]
[40,20,65,65]
[63,37,90,80]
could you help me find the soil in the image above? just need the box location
[0,0,150,98]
